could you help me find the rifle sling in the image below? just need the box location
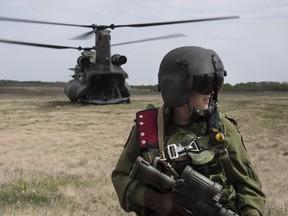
[219,152,235,185]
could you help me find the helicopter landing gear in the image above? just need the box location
[110,78,122,99]
[79,97,130,105]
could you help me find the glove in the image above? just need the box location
[144,189,188,216]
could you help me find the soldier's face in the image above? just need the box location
[188,91,212,111]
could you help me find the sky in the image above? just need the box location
[0,0,287,85]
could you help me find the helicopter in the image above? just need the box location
[0,16,239,104]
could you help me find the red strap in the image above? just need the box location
[136,109,159,150]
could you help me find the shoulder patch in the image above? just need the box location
[136,109,159,150]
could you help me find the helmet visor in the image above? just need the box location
[192,72,224,95]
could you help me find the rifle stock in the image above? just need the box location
[129,156,174,191]
[130,156,239,216]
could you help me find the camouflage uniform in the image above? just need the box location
[111,105,266,216]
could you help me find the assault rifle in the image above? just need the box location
[130,156,239,216]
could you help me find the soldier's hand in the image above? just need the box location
[144,189,189,216]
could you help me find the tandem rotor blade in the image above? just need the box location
[0,15,239,30]
[111,16,239,28]
[70,30,96,40]
[0,15,239,41]
[0,16,93,28]
[0,39,91,50]
[71,16,239,40]
[111,33,186,46]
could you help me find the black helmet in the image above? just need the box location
[158,46,227,107]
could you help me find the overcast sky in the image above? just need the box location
[0,0,287,85]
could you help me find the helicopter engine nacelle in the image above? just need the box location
[112,54,127,65]
[77,56,91,68]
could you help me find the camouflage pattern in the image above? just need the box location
[165,130,216,165]
[111,105,266,216]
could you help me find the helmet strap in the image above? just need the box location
[211,54,221,105]
[187,101,193,115]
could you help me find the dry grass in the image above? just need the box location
[0,84,287,215]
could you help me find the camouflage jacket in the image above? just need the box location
[111,105,266,216]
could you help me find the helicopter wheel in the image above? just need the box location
[126,98,131,104]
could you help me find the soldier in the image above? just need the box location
[111,46,266,216]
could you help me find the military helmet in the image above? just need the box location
[158,46,227,107]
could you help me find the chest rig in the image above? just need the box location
[136,105,235,185]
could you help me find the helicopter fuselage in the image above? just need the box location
[64,29,130,104]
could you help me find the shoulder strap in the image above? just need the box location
[136,109,159,150]
[219,153,236,185]
[217,114,236,185]
[157,105,165,153]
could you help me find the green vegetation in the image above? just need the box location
[0,175,92,207]
[221,81,288,92]
[1,80,287,92]
[0,80,65,87]
[130,84,159,92]
[131,82,288,92]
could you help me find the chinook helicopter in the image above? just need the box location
[0,16,238,104]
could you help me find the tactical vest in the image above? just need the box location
[136,105,235,185]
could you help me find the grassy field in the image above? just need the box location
[0,83,287,215]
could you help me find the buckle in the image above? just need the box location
[166,139,201,160]
[188,139,200,152]
[166,144,179,160]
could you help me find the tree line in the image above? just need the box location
[221,81,288,92]
[131,81,288,92]
[1,80,287,92]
